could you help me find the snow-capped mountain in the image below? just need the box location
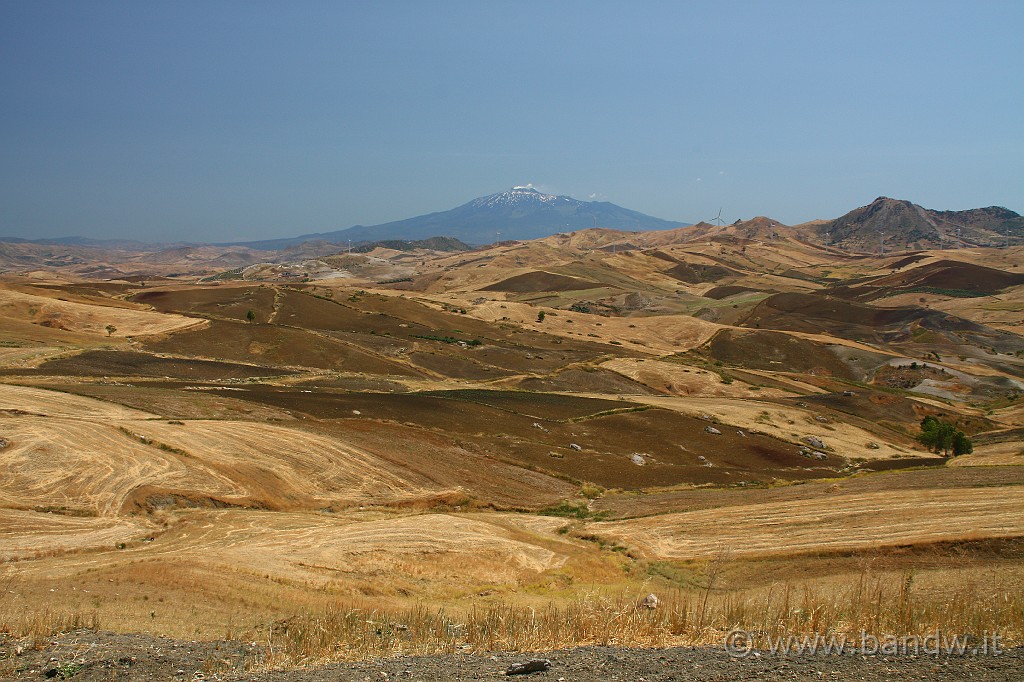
[233,187,688,249]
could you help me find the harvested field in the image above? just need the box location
[0,286,203,337]
[3,237,1023,667]
[26,381,297,421]
[0,508,154,561]
[0,382,153,419]
[18,350,295,380]
[593,486,1024,559]
[121,419,430,510]
[480,271,602,292]
[0,416,198,515]
[0,414,447,516]
[593,464,1024,518]
[950,441,1024,467]
[0,346,71,369]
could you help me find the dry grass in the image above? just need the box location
[252,566,1024,666]
[458,298,721,353]
[599,358,792,398]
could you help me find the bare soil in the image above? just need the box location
[480,271,602,292]
[2,632,1020,681]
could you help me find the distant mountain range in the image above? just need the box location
[4,191,1022,254]
[819,197,1024,251]
[228,187,689,250]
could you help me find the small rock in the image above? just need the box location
[569,443,582,451]
[630,453,646,466]
[704,426,722,435]
[736,430,746,437]
[803,436,827,450]
[813,451,828,460]
[815,415,828,423]
[639,593,659,609]
[506,659,552,675]
[843,390,856,397]
[867,442,880,450]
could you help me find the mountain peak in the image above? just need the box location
[822,198,1024,250]
[225,188,689,249]
[470,186,562,209]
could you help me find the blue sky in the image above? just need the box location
[1,1,1021,242]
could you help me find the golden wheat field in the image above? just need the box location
[0,235,1023,666]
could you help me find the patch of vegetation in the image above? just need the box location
[200,268,244,282]
[917,416,973,457]
[411,334,481,346]
[537,500,609,520]
[879,286,990,299]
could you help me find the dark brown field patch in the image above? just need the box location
[663,262,737,284]
[133,286,277,323]
[221,387,842,489]
[12,350,292,380]
[416,389,627,420]
[704,329,857,379]
[702,285,763,300]
[480,271,603,292]
[870,259,1024,294]
[511,368,660,395]
[144,319,424,376]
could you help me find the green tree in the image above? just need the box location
[918,416,972,457]
[246,309,256,323]
[951,431,974,456]
[105,324,116,336]
[536,310,546,322]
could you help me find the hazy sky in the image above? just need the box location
[2,1,1022,242]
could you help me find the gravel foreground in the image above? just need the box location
[1,631,1020,681]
